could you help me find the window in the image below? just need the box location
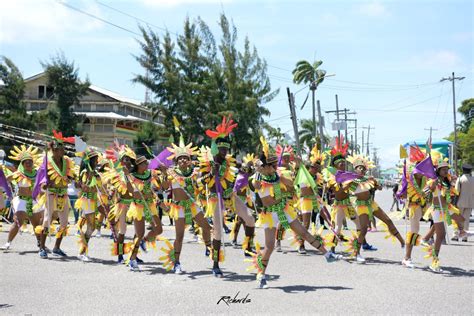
[83,124,91,132]
[81,104,91,111]
[30,103,47,111]
[46,86,54,99]
[38,85,45,99]
[96,104,113,111]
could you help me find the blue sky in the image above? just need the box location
[1,0,472,168]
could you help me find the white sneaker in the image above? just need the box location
[0,242,11,250]
[402,258,415,268]
[356,254,366,264]
[458,231,474,239]
[429,263,442,273]
[78,254,91,262]
[128,259,139,271]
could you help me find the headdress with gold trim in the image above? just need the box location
[205,115,238,154]
[259,136,278,165]
[330,136,349,165]
[9,144,40,164]
[167,119,198,161]
[431,151,449,170]
[309,145,325,165]
[105,141,137,163]
[347,154,375,170]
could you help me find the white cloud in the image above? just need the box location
[140,0,232,7]
[410,50,463,70]
[356,1,389,17]
[0,0,103,44]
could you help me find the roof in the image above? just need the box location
[76,112,164,127]
[75,111,147,122]
[89,85,142,107]
[403,139,453,147]
[24,72,143,107]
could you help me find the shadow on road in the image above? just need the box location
[421,266,474,278]
[269,285,353,293]
[0,304,13,309]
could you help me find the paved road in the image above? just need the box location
[0,190,472,315]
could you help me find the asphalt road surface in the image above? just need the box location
[0,189,472,315]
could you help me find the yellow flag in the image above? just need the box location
[172,116,180,132]
[399,145,408,159]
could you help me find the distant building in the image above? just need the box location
[23,73,165,150]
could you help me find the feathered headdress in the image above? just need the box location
[309,145,325,165]
[275,144,294,159]
[9,144,40,163]
[167,116,198,160]
[105,140,136,162]
[52,130,75,144]
[259,136,277,165]
[242,153,256,167]
[430,151,449,169]
[409,144,426,163]
[347,154,375,170]
[330,136,349,165]
[205,115,237,154]
[167,141,198,161]
[205,115,238,140]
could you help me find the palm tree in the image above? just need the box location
[292,59,327,148]
[298,119,329,153]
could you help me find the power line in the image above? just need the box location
[57,0,141,36]
[95,0,179,36]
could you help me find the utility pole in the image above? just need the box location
[440,72,465,174]
[424,127,438,145]
[312,98,317,141]
[345,116,357,153]
[287,87,301,156]
[326,99,354,142]
[317,100,325,150]
[361,130,365,154]
[362,125,374,156]
[335,94,340,139]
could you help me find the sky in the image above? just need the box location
[1,0,473,168]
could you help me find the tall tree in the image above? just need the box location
[292,59,326,143]
[446,98,474,166]
[133,14,277,153]
[41,53,90,136]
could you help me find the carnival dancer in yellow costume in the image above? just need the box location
[342,154,404,263]
[0,145,43,251]
[250,137,341,289]
[400,146,429,268]
[36,130,76,259]
[295,145,327,254]
[197,115,239,277]
[274,144,297,252]
[231,154,257,257]
[323,136,361,251]
[105,143,137,264]
[161,139,212,274]
[74,149,102,262]
[125,156,163,271]
[422,158,473,272]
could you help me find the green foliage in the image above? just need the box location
[41,53,90,137]
[292,59,326,90]
[446,98,474,166]
[458,98,473,133]
[133,14,277,153]
[298,118,329,153]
